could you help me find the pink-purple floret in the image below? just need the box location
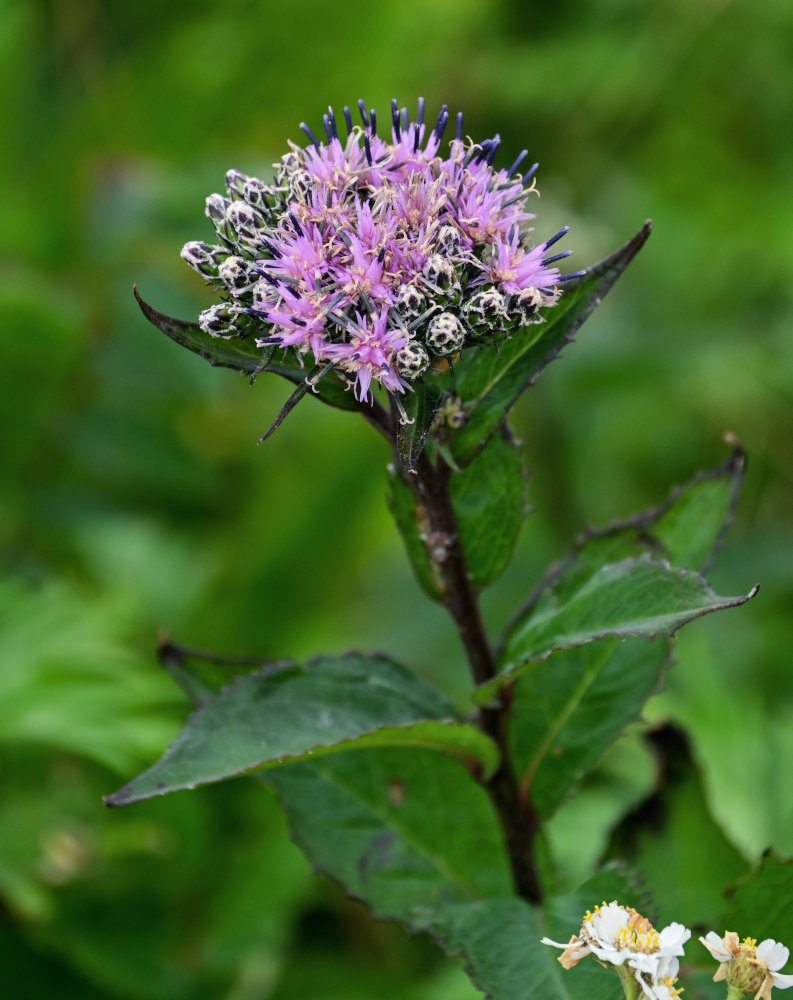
[185,100,578,405]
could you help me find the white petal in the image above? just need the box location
[540,937,571,949]
[659,923,691,955]
[590,943,629,966]
[701,932,733,962]
[771,973,793,991]
[758,940,790,972]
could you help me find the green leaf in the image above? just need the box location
[387,467,446,601]
[397,378,448,472]
[451,427,527,589]
[510,637,670,819]
[450,222,652,466]
[425,865,640,1000]
[488,556,756,704]
[268,747,513,926]
[134,286,361,412]
[506,448,748,818]
[720,853,793,946]
[134,285,268,374]
[605,725,747,928]
[105,653,499,806]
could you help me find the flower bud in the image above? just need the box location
[181,241,221,279]
[289,169,314,202]
[217,255,252,290]
[199,303,245,339]
[511,285,544,326]
[395,283,426,320]
[423,254,460,295]
[395,339,430,379]
[225,168,249,199]
[464,287,508,326]
[205,193,235,242]
[226,201,265,243]
[426,312,464,355]
[435,224,462,257]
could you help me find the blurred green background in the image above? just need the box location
[2,0,792,995]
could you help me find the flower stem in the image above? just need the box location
[407,448,542,903]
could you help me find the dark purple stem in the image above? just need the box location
[405,447,542,903]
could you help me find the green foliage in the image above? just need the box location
[449,223,651,466]
[5,1,793,997]
[451,428,527,589]
[268,748,513,924]
[107,654,499,805]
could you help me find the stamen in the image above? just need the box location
[417,96,425,126]
[434,105,449,142]
[364,134,373,166]
[558,269,586,282]
[327,106,338,141]
[369,108,377,135]
[543,225,570,250]
[401,106,409,132]
[322,114,332,143]
[357,99,369,127]
[525,162,539,181]
[299,122,320,147]
[507,149,528,178]
[288,212,304,237]
[413,123,420,153]
[542,250,573,265]
[391,99,401,141]
[456,111,463,141]
[485,134,501,165]
[343,105,353,135]
[377,246,385,263]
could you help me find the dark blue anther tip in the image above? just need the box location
[299,122,320,147]
[456,112,463,140]
[417,97,425,126]
[507,149,528,178]
[364,133,373,166]
[343,106,353,135]
[543,226,570,250]
[542,249,573,266]
[558,269,586,282]
[357,100,369,126]
[322,114,332,142]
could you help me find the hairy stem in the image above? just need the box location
[408,449,542,903]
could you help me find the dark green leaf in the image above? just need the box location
[450,222,653,466]
[720,853,793,946]
[135,286,361,412]
[134,285,268,374]
[425,865,641,1000]
[606,725,747,928]
[451,427,527,589]
[507,448,747,811]
[489,556,755,704]
[387,468,446,601]
[397,379,448,472]
[510,637,670,819]
[105,653,499,806]
[268,747,513,926]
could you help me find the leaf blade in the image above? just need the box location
[450,222,653,466]
[106,653,499,806]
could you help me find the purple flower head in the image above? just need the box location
[184,99,577,406]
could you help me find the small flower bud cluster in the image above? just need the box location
[181,98,583,400]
